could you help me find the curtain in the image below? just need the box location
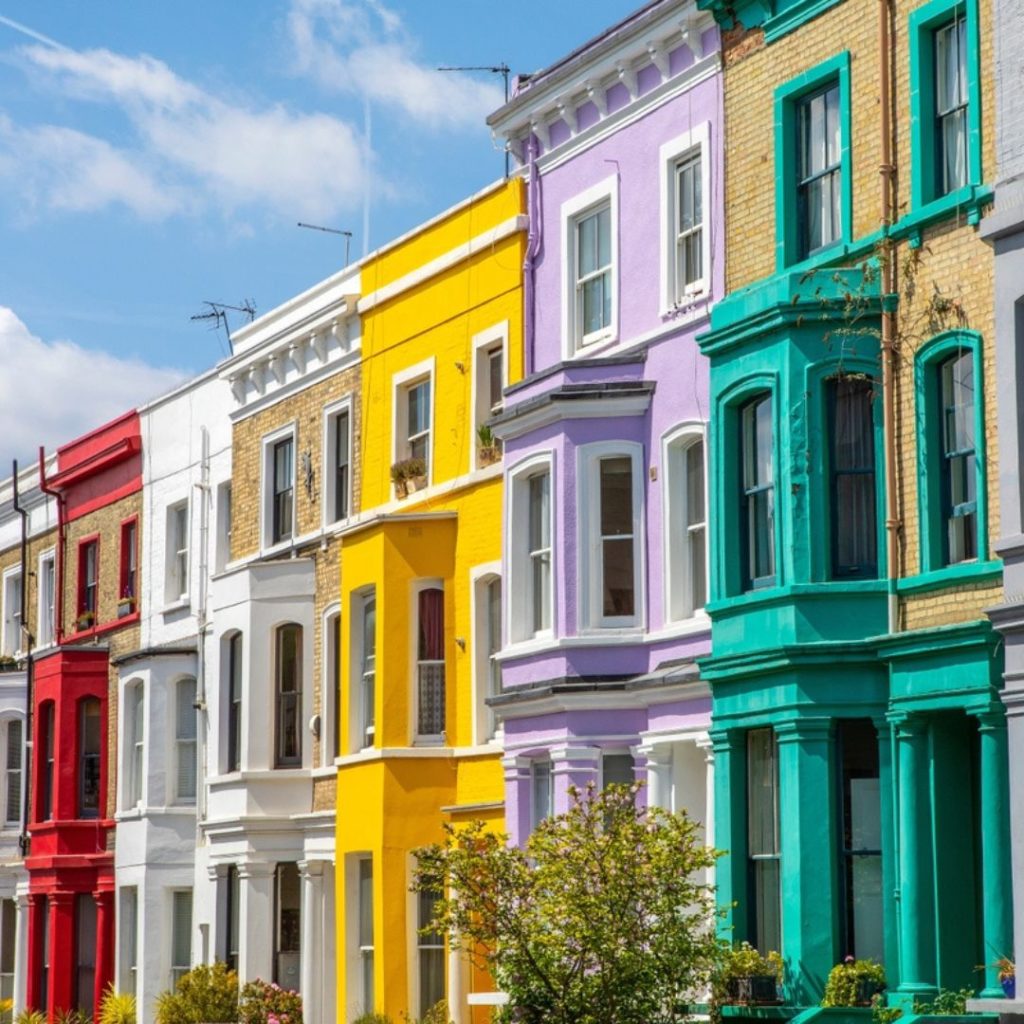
[418,588,444,661]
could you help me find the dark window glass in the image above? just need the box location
[361,597,376,747]
[121,521,137,601]
[742,396,775,589]
[224,866,239,973]
[417,588,445,738]
[329,613,341,760]
[333,412,350,523]
[0,897,15,1002]
[80,541,98,618]
[418,887,445,1016]
[488,347,504,413]
[37,896,49,1012]
[829,377,878,578]
[79,698,101,819]
[528,472,551,632]
[227,633,242,773]
[838,719,883,962]
[797,83,842,258]
[676,151,704,292]
[935,16,968,196]
[748,728,781,953]
[5,719,21,827]
[274,863,301,990]
[40,703,54,822]
[75,893,96,1015]
[599,457,635,618]
[940,349,977,564]
[272,437,294,544]
[358,858,374,1013]
[275,625,302,767]
[601,753,634,789]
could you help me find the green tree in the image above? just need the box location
[413,783,722,1024]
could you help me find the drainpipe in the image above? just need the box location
[11,463,33,857]
[879,0,899,636]
[523,135,542,378]
[194,427,211,829]
[37,449,64,645]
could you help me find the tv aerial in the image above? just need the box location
[190,299,256,356]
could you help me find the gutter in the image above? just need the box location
[11,462,32,857]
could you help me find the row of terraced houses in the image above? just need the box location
[1,0,1023,1020]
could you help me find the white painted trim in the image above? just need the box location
[561,176,619,359]
[321,396,355,531]
[661,421,709,625]
[576,440,646,631]
[358,215,528,314]
[0,566,22,660]
[321,603,341,769]
[35,548,56,651]
[469,322,509,476]
[260,422,298,554]
[391,358,436,497]
[491,392,653,442]
[409,577,446,745]
[469,562,502,747]
[349,586,377,754]
[506,451,557,645]
[659,121,712,313]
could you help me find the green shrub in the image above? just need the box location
[720,942,784,980]
[913,988,975,1016]
[155,962,239,1024]
[821,957,886,1007]
[13,1011,47,1024]
[97,985,136,1024]
[237,979,303,1024]
[353,1014,394,1024]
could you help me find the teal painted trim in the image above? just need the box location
[719,1008,797,1019]
[763,0,844,41]
[908,0,983,212]
[774,53,853,272]
[901,185,994,248]
[705,579,888,615]
[896,558,1002,595]
[874,616,995,658]
[913,330,988,575]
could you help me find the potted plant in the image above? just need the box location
[390,457,427,498]
[76,610,95,631]
[996,958,1015,999]
[719,941,784,1004]
[117,595,135,618]
[821,956,887,1007]
[477,424,501,466]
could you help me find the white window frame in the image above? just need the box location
[119,886,139,998]
[562,176,619,357]
[409,856,446,1019]
[530,758,554,833]
[215,481,232,573]
[322,397,354,528]
[173,676,197,805]
[1,567,23,659]
[122,680,145,810]
[577,441,646,631]
[662,423,710,625]
[260,422,298,552]
[346,854,374,1019]
[391,359,436,493]
[659,122,712,312]
[410,578,446,746]
[164,500,190,605]
[470,323,508,474]
[321,603,341,767]
[37,549,56,649]
[350,587,377,753]
[1,714,24,830]
[470,564,502,746]
[506,452,556,645]
[169,887,193,989]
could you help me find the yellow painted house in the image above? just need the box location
[336,177,526,1024]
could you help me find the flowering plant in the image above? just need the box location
[238,979,304,1024]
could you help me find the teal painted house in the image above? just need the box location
[696,0,1012,1012]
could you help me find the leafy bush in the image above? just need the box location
[821,957,886,1007]
[390,458,427,483]
[155,962,239,1024]
[98,986,136,1024]
[913,988,975,1016]
[53,1011,91,1024]
[238,979,303,1024]
[720,942,783,981]
[353,1015,393,1024]
[13,1011,47,1024]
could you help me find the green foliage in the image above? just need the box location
[400,1001,453,1024]
[414,782,723,1024]
[913,988,975,1016]
[12,1012,47,1024]
[353,1014,394,1024]
[719,942,783,981]
[154,962,239,1024]
[238,979,303,1024]
[821,957,887,1007]
[871,994,902,1024]
[390,457,427,483]
[476,425,495,448]
[98,985,137,1024]
[53,1011,91,1024]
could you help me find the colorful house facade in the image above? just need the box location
[335,177,525,1024]
[486,0,720,846]
[696,0,1009,1008]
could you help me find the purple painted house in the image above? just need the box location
[487,0,722,847]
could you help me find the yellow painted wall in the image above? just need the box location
[337,177,525,1022]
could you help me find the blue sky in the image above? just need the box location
[0,0,629,466]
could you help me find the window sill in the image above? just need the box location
[647,613,712,642]
[901,184,994,248]
[161,597,191,616]
[706,578,889,613]
[65,610,140,642]
[897,558,1002,596]
[568,330,619,361]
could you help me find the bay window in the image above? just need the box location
[79,697,101,819]
[274,624,302,768]
[416,586,445,741]
[742,395,775,589]
[940,348,977,564]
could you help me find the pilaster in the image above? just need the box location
[710,728,746,942]
[238,862,275,984]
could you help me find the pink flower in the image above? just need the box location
[268,1015,280,1024]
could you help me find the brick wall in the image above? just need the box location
[0,526,57,652]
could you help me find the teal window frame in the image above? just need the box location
[775,53,853,271]
[915,330,987,574]
[908,0,982,213]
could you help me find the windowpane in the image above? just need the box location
[3,720,19,827]
[830,377,877,577]
[334,412,350,522]
[120,888,138,995]
[274,863,301,991]
[685,441,707,612]
[418,888,445,1017]
[602,753,634,789]
[358,858,374,1013]
[488,347,504,413]
[936,18,968,195]
[79,698,101,819]
[0,898,16,1002]
[486,578,502,698]
[532,761,552,827]
[361,596,376,745]
[528,472,551,632]
[798,83,842,256]
[752,859,782,954]
[227,633,242,773]
[273,438,294,543]
[599,457,635,618]
[742,397,775,587]
[417,589,445,738]
[128,685,143,808]
[576,205,613,342]
[41,703,54,822]
[225,867,239,972]
[176,679,197,801]
[171,890,193,985]
[75,893,97,1016]
[940,350,977,564]
[275,625,302,767]
[748,728,781,954]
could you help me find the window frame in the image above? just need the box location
[915,330,987,574]
[224,631,243,773]
[122,680,144,810]
[273,623,304,769]
[471,323,508,473]
[323,398,354,528]
[659,122,712,311]
[322,604,341,766]
[0,567,22,658]
[37,700,55,823]
[506,452,556,645]
[774,52,852,270]
[577,441,646,631]
[740,393,778,592]
[77,536,100,624]
[37,548,56,649]
[215,480,232,573]
[908,0,982,212]
[261,423,298,551]
[350,588,377,752]
[746,727,782,954]
[78,695,102,820]
[173,676,197,804]
[119,886,139,997]
[411,580,446,745]
[169,888,193,989]
[119,515,139,609]
[165,500,190,604]
[561,176,619,357]
[530,758,554,833]
[2,716,23,830]
[391,359,436,492]
[471,565,502,746]
[663,423,710,624]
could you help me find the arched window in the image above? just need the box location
[275,624,302,768]
[79,697,102,819]
[124,683,144,809]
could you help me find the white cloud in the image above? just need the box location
[3,38,370,222]
[0,307,186,466]
[287,0,503,130]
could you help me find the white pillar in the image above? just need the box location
[640,745,674,810]
[697,735,716,888]
[447,940,467,1024]
[321,865,336,1024]
[299,860,324,1024]
[13,885,28,1014]
[238,862,275,984]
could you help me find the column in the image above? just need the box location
[638,745,673,811]
[696,736,716,889]
[238,862,275,984]
[446,939,466,1024]
[709,729,745,942]
[207,864,228,965]
[893,713,936,1001]
[93,887,114,1017]
[24,893,43,1013]
[776,718,836,1005]
[299,860,323,1024]
[549,745,599,814]
[49,891,75,1016]
[873,717,899,981]
[501,755,532,847]
[13,887,28,1015]
[972,708,1013,998]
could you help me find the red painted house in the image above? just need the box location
[27,412,142,1018]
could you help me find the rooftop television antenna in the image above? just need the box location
[437,63,511,177]
[190,299,256,356]
[297,222,353,266]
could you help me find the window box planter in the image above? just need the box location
[822,958,887,1009]
[718,943,784,1007]
[477,425,502,467]
[117,598,135,619]
[76,612,95,631]
[726,976,781,1004]
[854,980,885,1006]
[391,457,427,499]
